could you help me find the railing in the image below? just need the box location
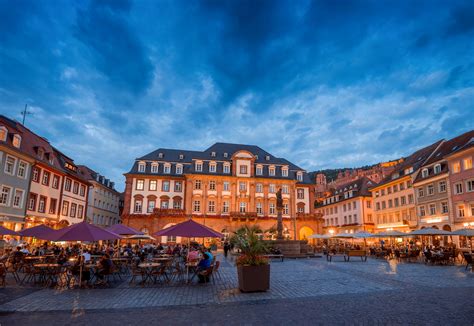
[230,211,258,218]
[152,208,186,217]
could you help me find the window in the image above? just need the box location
[195,162,203,172]
[0,126,6,141]
[209,180,216,191]
[158,152,163,158]
[138,162,146,172]
[193,200,201,212]
[394,198,399,207]
[441,202,448,214]
[161,200,169,209]
[147,200,155,213]
[387,187,392,194]
[353,201,356,209]
[269,203,275,215]
[282,167,288,177]
[283,203,289,215]
[421,169,428,178]
[239,165,248,174]
[297,189,304,199]
[457,205,465,217]
[69,203,77,217]
[12,189,24,208]
[0,186,11,206]
[151,163,158,173]
[366,200,371,208]
[175,181,182,192]
[256,202,263,214]
[466,179,474,192]
[223,181,230,191]
[5,156,16,175]
[162,181,170,192]
[455,182,463,194]
[163,164,171,174]
[134,199,142,213]
[256,165,263,175]
[282,185,289,194]
[452,161,461,173]
[376,202,380,210]
[381,201,386,209]
[256,183,263,193]
[49,198,57,214]
[73,182,79,194]
[149,180,157,191]
[408,194,414,204]
[37,196,46,213]
[239,182,247,191]
[80,185,86,197]
[223,164,230,174]
[269,166,275,176]
[50,175,59,189]
[463,157,472,170]
[438,180,446,193]
[42,171,50,186]
[393,184,398,192]
[223,152,228,158]
[222,201,229,213]
[28,193,37,210]
[77,205,84,219]
[401,196,406,205]
[173,200,182,209]
[471,204,474,216]
[17,161,27,178]
[381,189,385,196]
[419,206,426,217]
[239,202,246,213]
[297,172,304,182]
[269,184,275,193]
[11,134,21,148]
[211,151,216,157]
[209,163,216,173]
[407,180,412,188]
[388,199,393,208]
[62,201,69,216]
[136,179,144,190]
[208,200,215,213]
[176,164,183,174]
[32,167,40,182]
[427,184,434,195]
[418,188,424,198]
[434,164,441,174]
[65,178,72,191]
[399,182,405,190]
[194,180,201,190]
[429,203,436,215]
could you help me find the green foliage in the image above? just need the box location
[231,225,269,266]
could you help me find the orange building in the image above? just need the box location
[122,143,322,242]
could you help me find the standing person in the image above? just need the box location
[223,241,230,258]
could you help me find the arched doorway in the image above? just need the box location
[299,226,314,241]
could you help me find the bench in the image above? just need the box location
[326,254,345,262]
[264,254,284,262]
[344,250,368,262]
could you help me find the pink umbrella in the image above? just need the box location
[0,225,19,236]
[46,221,122,242]
[106,224,143,236]
[154,219,222,238]
[19,225,56,239]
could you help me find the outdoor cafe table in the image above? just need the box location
[185,261,199,283]
[33,263,61,286]
[138,262,161,284]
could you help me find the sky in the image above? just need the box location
[1,0,473,191]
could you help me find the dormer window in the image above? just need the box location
[269,166,276,176]
[0,126,7,141]
[255,155,259,160]
[163,163,171,174]
[138,162,146,173]
[434,164,441,174]
[297,172,303,182]
[223,163,230,174]
[223,152,228,158]
[179,154,184,160]
[265,155,270,161]
[256,165,263,176]
[12,134,21,148]
[282,166,289,177]
[211,152,216,157]
[176,164,183,174]
[158,152,163,159]
[38,148,44,160]
[209,162,217,173]
[421,168,428,178]
[151,163,158,173]
[195,161,203,172]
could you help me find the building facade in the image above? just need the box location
[369,140,443,232]
[0,120,34,231]
[315,177,375,234]
[122,143,322,242]
[78,165,121,227]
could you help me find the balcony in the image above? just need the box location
[152,208,186,217]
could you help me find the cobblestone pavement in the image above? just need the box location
[0,255,473,325]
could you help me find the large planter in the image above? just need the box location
[237,264,270,292]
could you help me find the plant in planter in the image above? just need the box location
[232,225,270,292]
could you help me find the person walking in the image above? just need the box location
[223,241,230,258]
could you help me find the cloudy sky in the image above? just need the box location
[1,0,473,191]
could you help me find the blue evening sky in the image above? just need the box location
[1,0,473,191]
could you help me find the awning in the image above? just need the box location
[0,215,25,223]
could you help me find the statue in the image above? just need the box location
[276,188,283,210]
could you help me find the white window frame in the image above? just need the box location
[138,162,146,173]
[17,161,28,179]
[269,166,276,176]
[223,163,230,174]
[421,168,428,178]
[297,172,303,182]
[151,163,159,174]
[256,165,263,176]
[209,162,216,173]
[195,161,203,172]
[0,126,7,141]
[163,163,171,174]
[12,134,21,148]
[12,189,24,208]
[434,164,441,174]
[4,155,16,175]
[282,167,288,177]
[0,186,12,206]
[176,164,183,175]
[455,182,463,194]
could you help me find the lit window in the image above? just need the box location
[463,157,472,170]
[239,202,246,213]
[136,179,144,190]
[458,205,465,217]
[0,126,7,141]
[149,180,157,191]
[209,180,216,190]
[193,200,201,212]
[452,162,461,173]
[12,134,21,148]
[194,180,201,190]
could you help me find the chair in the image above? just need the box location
[170,261,185,283]
[0,263,6,287]
[129,264,144,284]
[151,265,169,284]
[462,253,473,271]
[212,261,221,282]
[199,266,214,284]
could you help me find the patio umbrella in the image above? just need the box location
[374,230,408,237]
[0,225,19,236]
[308,234,331,239]
[46,221,122,242]
[353,231,375,239]
[409,227,452,236]
[153,219,222,282]
[106,224,143,236]
[332,233,355,239]
[19,225,56,239]
[127,234,156,241]
[452,229,474,253]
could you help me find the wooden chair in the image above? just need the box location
[129,264,144,284]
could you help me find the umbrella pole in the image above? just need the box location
[79,245,83,288]
[186,237,190,283]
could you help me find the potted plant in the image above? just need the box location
[232,225,270,292]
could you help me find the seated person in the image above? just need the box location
[96,254,113,284]
[71,256,91,285]
[82,251,91,263]
[188,248,200,262]
[197,252,212,283]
